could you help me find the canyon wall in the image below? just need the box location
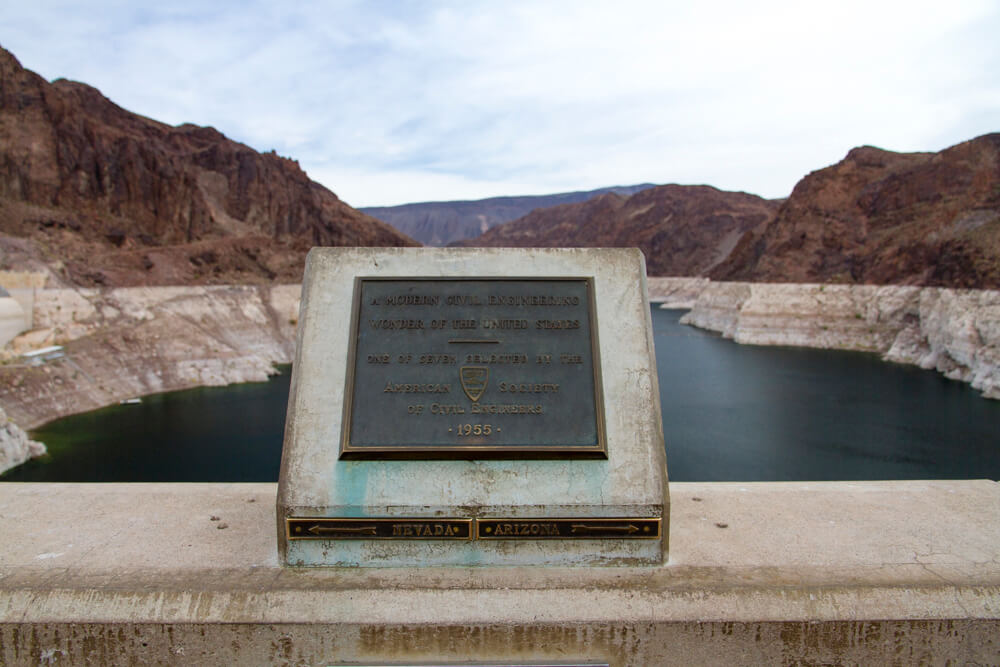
[0,46,417,290]
[664,279,1000,400]
[708,134,1000,289]
[646,277,710,309]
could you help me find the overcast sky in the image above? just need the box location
[2,1,998,207]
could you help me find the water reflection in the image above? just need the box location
[655,308,1000,481]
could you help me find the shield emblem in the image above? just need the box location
[460,366,489,402]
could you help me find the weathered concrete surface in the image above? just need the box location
[279,248,667,567]
[0,284,301,430]
[667,278,1000,400]
[0,480,997,665]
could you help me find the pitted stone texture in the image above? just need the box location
[278,248,668,566]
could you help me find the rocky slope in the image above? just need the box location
[711,134,1000,288]
[459,136,999,289]
[0,46,417,288]
[661,278,1000,401]
[455,185,780,276]
[0,284,301,429]
[361,184,655,246]
[645,277,710,309]
[0,405,44,475]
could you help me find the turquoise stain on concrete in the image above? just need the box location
[566,460,609,504]
[330,460,370,515]
[459,542,483,567]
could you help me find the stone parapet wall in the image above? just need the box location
[0,480,996,664]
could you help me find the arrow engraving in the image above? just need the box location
[308,524,377,536]
[570,523,639,535]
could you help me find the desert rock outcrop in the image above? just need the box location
[0,405,44,475]
[711,134,1000,288]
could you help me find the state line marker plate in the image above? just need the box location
[286,518,660,541]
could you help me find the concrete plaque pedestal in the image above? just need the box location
[277,248,668,566]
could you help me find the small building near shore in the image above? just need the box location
[0,287,28,348]
[20,345,64,365]
[0,271,48,348]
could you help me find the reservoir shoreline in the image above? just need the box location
[648,278,1000,402]
[0,277,997,475]
[0,284,301,433]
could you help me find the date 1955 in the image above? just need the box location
[454,423,493,436]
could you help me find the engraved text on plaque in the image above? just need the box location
[340,278,606,458]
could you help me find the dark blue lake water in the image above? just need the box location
[3,307,998,482]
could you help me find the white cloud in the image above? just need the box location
[1,0,997,206]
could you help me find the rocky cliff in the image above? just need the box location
[0,405,44,475]
[458,136,999,289]
[711,134,1000,288]
[669,279,1000,401]
[455,185,780,276]
[646,277,710,309]
[0,46,417,287]
[0,284,301,429]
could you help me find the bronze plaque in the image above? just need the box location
[477,518,661,540]
[286,517,473,540]
[340,278,606,458]
[287,517,658,541]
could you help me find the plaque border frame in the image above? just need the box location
[339,276,607,460]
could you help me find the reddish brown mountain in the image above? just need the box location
[711,134,1000,288]
[0,46,416,287]
[454,185,780,276]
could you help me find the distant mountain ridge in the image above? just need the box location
[454,184,781,276]
[0,45,416,287]
[360,184,656,246]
